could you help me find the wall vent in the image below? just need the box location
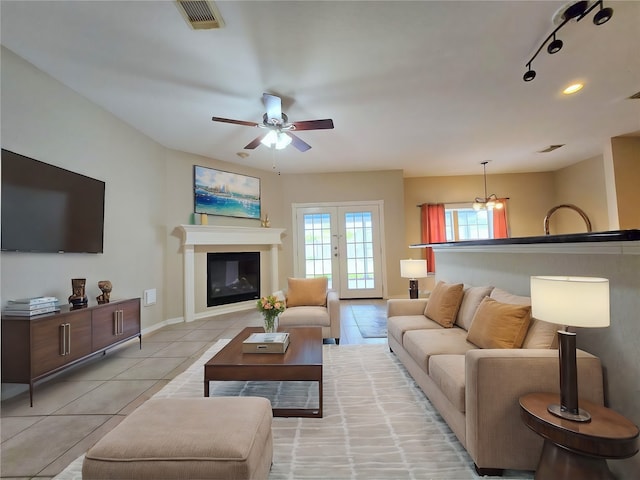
[538,144,565,153]
[176,1,224,29]
[629,91,640,100]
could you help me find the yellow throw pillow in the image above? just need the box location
[424,281,464,328]
[467,297,532,349]
[286,277,328,307]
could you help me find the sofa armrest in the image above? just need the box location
[327,290,341,338]
[465,348,604,471]
[387,298,428,317]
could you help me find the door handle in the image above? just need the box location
[59,324,66,356]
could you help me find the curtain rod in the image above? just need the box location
[416,198,510,207]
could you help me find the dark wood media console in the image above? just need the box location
[1,298,141,406]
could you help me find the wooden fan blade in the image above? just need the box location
[288,132,312,152]
[244,133,267,150]
[291,119,334,131]
[263,93,282,121]
[212,117,259,127]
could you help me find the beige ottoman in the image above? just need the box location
[82,397,273,480]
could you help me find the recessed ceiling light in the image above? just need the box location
[563,83,584,95]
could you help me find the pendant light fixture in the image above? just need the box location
[473,161,503,211]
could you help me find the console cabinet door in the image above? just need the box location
[31,310,92,377]
[91,299,141,351]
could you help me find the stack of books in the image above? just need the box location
[3,296,61,317]
[242,332,290,354]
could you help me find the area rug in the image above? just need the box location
[53,341,533,480]
[351,303,388,338]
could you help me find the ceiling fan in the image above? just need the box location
[212,93,334,152]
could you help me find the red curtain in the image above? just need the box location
[493,199,509,239]
[420,204,446,273]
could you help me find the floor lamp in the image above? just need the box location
[400,259,428,299]
[530,276,610,422]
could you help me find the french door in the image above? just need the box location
[293,202,385,298]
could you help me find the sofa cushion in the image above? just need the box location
[403,328,476,374]
[387,315,442,344]
[467,297,532,349]
[456,285,494,331]
[522,317,561,349]
[488,287,560,348]
[279,306,330,327]
[428,355,466,413]
[286,277,328,307]
[489,287,530,306]
[424,281,464,328]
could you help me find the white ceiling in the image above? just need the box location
[1,1,638,176]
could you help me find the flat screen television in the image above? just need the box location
[1,149,105,253]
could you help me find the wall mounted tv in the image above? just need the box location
[1,149,105,253]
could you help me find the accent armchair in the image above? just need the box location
[275,277,341,344]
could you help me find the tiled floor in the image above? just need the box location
[0,299,386,479]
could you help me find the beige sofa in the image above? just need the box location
[387,281,605,475]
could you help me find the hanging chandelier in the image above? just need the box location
[473,161,504,211]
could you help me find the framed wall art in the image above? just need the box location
[194,166,261,220]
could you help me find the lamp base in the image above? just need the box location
[547,403,592,422]
[408,279,418,299]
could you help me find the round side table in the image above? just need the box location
[519,392,639,480]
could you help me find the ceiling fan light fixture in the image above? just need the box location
[260,130,292,150]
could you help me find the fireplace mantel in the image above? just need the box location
[178,225,286,322]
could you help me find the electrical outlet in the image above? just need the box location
[143,288,157,306]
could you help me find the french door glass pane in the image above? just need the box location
[303,213,332,287]
[344,212,375,289]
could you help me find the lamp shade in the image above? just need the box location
[530,276,610,328]
[400,259,428,279]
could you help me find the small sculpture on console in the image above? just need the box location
[68,278,88,308]
[97,280,112,304]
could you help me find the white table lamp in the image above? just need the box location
[530,276,610,422]
[400,259,428,299]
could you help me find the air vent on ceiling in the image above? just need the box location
[629,91,640,100]
[176,1,224,29]
[538,144,565,153]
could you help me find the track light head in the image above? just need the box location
[523,69,536,82]
[593,6,613,25]
[547,37,563,54]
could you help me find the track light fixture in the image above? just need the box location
[523,1,613,82]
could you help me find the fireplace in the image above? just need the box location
[207,252,260,307]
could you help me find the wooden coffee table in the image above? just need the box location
[204,326,323,418]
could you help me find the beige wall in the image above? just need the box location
[611,136,640,229]
[279,171,406,297]
[403,172,555,245]
[1,47,166,331]
[550,155,609,234]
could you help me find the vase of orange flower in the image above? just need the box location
[256,295,286,333]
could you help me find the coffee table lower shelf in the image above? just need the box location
[204,327,323,418]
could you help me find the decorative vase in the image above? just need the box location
[263,315,278,333]
[96,280,112,304]
[68,278,88,307]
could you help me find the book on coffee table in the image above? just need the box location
[242,332,290,354]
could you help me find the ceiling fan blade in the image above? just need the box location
[291,119,334,131]
[212,116,259,127]
[288,132,312,152]
[211,117,258,127]
[263,93,282,122]
[244,133,267,150]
